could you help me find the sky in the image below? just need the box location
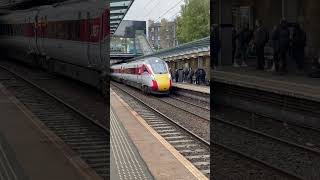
[124,0,185,22]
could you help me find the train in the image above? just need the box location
[0,0,109,95]
[111,57,172,94]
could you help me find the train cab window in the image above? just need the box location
[150,61,168,74]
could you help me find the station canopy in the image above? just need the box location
[110,0,134,34]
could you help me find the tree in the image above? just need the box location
[176,0,210,43]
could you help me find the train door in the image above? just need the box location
[38,15,46,56]
[34,13,40,54]
[86,12,99,67]
[26,17,33,53]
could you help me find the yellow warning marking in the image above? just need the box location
[111,89,209,180]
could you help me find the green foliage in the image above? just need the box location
[176,0,210,44]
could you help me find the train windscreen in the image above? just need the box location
[150,61,168,74]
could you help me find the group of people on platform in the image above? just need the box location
[231,19,307,74]
[169,67,207,85]
[211,18,320,77]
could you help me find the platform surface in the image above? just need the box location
[0,84,94,180]
[173,82,210,94]
[214,66,320,102]
[110,89,207,180]
[110,107,153,180]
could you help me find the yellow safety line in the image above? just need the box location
[111,89,209,180]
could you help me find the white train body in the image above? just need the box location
[0,0,109,88]
[111,57,172,94]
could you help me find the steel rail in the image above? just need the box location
[0,64,108,132]
[111,82,210,147]
[169,95,210,111]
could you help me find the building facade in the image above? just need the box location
[148,20,161,50]
[148,19,178,50]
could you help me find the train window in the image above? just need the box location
[150,61,168,74]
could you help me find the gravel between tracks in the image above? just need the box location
[0,67,109,179]
[215,105,320,153]
[159,97,210,120]
[111,82,209,141]
[215,119,320,179]
[0,60,107,127]
[170,94,210,109]
[212,144,295,180]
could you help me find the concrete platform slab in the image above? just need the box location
[214,66,320,102]
[173,83,210,94]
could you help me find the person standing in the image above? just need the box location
[175,69,179,83]
[195,68,200,84]
[232,27,239,67]
[278,19,290,73]
[188,67,194,84]
[171,68,175,81]
[201,69,206,84]
[292,23,306,71]
[271,25,280,72]
[253,19,269,70]
[238,24,252,67]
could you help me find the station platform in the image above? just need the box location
[0,83,100,180]
[213,66,320,102]
[172,82,210,94]
[110,89,207,180]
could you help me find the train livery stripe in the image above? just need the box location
[111,64,152,75]
[0,9,109,43]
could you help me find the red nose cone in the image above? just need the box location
[151,80,158,91]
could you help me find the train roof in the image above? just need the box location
[110,57,165,67]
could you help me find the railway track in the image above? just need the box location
[0,60,107,127]
[0,64,109,179]
[213,114,320,179]
[111,81,209,141]
[213,81,320,179]
[169,95,210,111]
[212,140,301,180]
[111,82,210,177]
[215,104,320,152]
[157,96,210,121]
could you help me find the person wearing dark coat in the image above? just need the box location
[178,69,183,82]
[195,69,200,84]
[253,19,269,70]
[271,25,280,72]
[292,24,306,70]
[170,68,175,81]
[238,24,252,67]
[278,19,290,73]
[183,67,189,82]
[232,27,238,66]
[175,69,179,83]
[201,69,206,84]
[188,68,194,84]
